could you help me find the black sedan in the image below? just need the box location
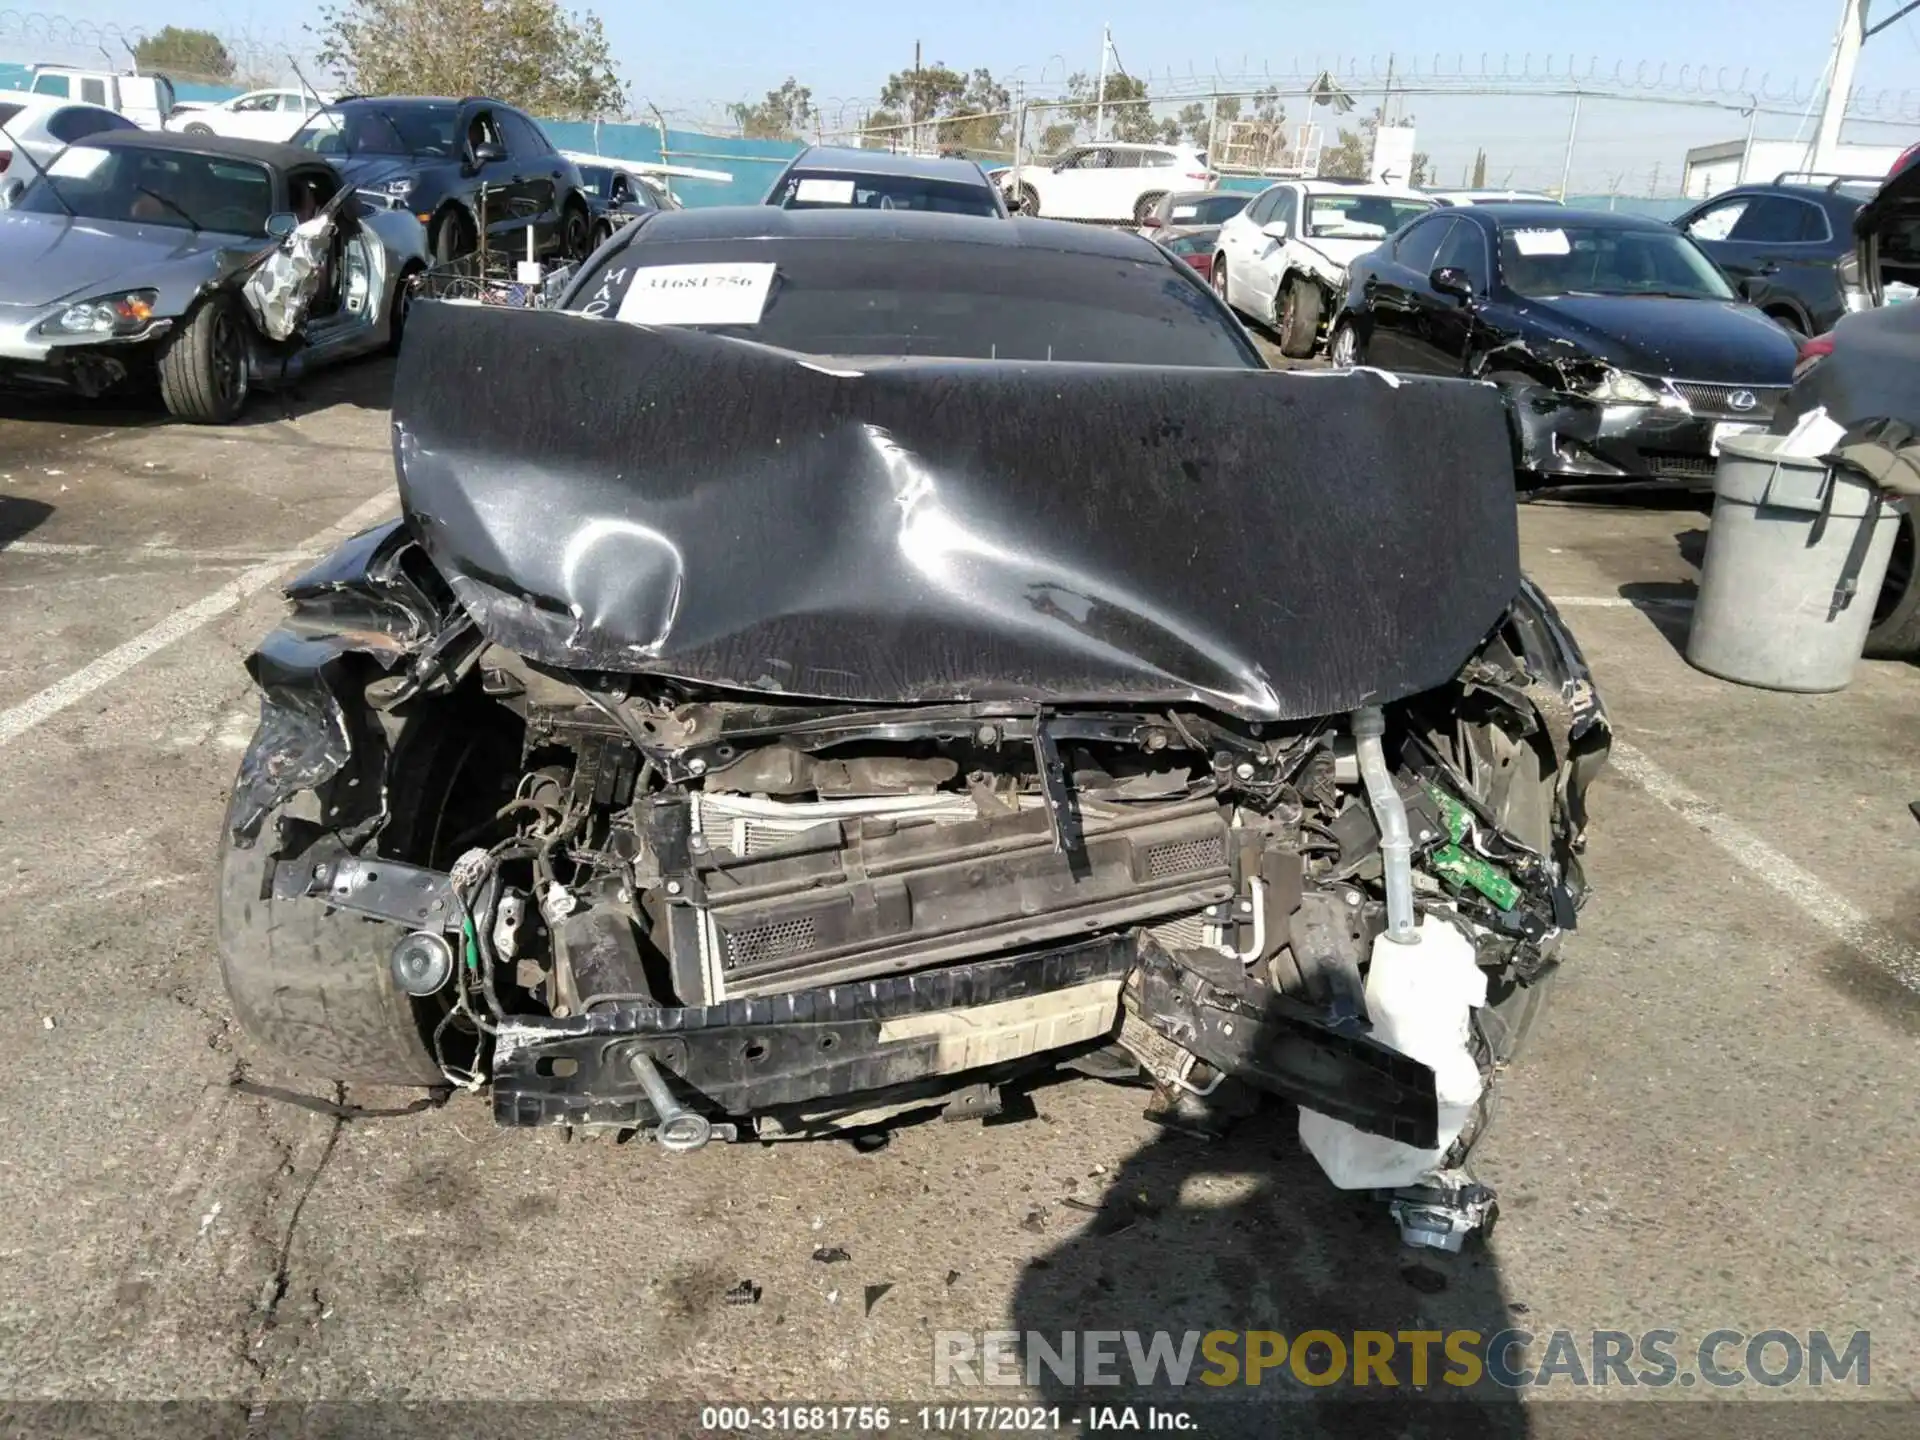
[1330,205,1799,489]
[1672,177,1876,338]
[291,96,592,263]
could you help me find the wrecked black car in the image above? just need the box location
[218,209,1609,1238]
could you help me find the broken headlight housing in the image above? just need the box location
[1579,367,1662,405]
[39,290,159,338]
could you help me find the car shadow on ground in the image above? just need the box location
[0,496,54,549]
[1006,1102,1528,1438]
[0,356,397,433]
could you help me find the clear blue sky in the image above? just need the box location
[44,0,1920,190]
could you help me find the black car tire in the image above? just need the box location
[386,264,421,355]
[157,295,249,424]
[1278,274,1323,359]
[1014,183,1040,216]
[218,805,447,1086]
[1865,509,1920,659]
[183,122,214,136]
[561,200,590,260]
[1764,305,1809,341]
[1134,191,1166,227]
[431,207,476,265]
[217,700,521,1086]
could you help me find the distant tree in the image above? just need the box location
[1471,148,1488,188]
[729,77,812,139]
[134,26,235,81]
[1411,150,1432,186]
[315,0,628,120]
[865,62,1010,153]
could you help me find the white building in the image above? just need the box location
[1682,136,1908,198]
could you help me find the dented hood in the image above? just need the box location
[389,301,1522,722]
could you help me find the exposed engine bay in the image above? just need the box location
[218,304,1609,1248]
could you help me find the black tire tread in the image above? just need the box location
[1865,511,1920,659]
[157,297,245,424]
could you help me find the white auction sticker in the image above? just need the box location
[1510,228,1571,256]
[49,146,111,179]
[794,177,856,204]
[1171,204,1198,220]
[616,261,777,327]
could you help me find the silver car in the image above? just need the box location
[0,129,428,423]
[0,93,140,191]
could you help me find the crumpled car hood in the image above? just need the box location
[0,211,257,309]
[389,301,1522,722]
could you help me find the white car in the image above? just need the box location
[1212,179,1436,357]
[1429,189,1562,207]
[165,89,333,144]
[1001,141,1213,225]
[0,93,140,197]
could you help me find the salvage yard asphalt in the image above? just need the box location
[0,361,1915,1431]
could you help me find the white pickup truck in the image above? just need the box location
[25,67,176,130]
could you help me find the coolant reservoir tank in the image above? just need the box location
[1298,916,1488,1189]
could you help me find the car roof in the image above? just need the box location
[790,146,990,183]
[1700,180,1866,208]
[621,204,1172,260]
[67,128,322,172]
[1088,140,1196,152]
[1297,179,1429,198]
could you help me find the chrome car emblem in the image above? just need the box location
[1728,389,1758,412]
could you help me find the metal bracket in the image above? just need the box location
[1031,712,1084,860]
[274,851,458,931]
[1387,1176,1499,1253]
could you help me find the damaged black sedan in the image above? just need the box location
[218,209,1609,1243]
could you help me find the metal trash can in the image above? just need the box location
[1685,433,1902,691]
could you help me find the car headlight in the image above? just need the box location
[1582,368,1661,404]
[373,177,413,198]
[38,290,160,338]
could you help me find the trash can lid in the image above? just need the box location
[1713,432,1883,518]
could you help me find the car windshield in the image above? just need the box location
[294,103,459,158]
[565,238,1261,367]
[1164,194,1245,225]
[1498,224,1736,300]
[772,170,999,218]
[1306,192,1434,238]
[14,143,273,235]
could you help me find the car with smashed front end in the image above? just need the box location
[217,207,1609,1237]
[0,130,426,422]
[1330,204,1800,491]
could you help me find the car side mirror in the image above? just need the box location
[1734,275,1760,302]
[471,142,507,166]
[1262,219,1290,240]
[265,212,297,239]
[1431,265,1475,302]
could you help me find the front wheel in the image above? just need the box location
[157,295,249,424]
[1014,183,1040,216]
[1277,275,1324,359]
[560,202,590,260]
[183,122,214,136]
[1212,254,1231,310]
[430,208,475,265]
[1327,317,1362,368]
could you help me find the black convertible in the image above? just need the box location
[217,209,1608,1241]
[1331,204,1799,489]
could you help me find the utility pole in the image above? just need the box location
[1095,24,1110,142]
[913,41,922,155]
[1558,92,1582,199]
[1814,0,1868,173]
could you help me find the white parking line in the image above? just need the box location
[1609,741,1920,994]
[0,492,395,750]
[1553,596,1696,609]
[3,541,323,563]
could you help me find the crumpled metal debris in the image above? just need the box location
[243,213,335,342]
